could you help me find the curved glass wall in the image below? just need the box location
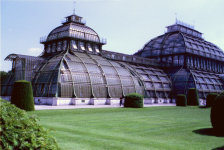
[1,54,44,96]
[191,70,224,98]
[170,68,224,98]
[26,51,172,99]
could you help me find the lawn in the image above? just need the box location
[28,106,224,150]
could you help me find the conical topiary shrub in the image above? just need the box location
[210,91,224,134]
[176,94,187,106]
[206,93,218,107]
[124,93,143,108]
[11,80,35,111]
[187,88,199,106]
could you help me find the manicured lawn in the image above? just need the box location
[28,106,224,150]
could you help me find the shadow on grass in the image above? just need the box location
[212,146,224,150]
[193,128,224,137]
[198,106,209,109]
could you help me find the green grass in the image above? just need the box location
[28,106,224,150]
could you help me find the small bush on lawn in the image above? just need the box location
[11,80,34,111]
[206,93,218,107]
[210,91,224,134]
[176,94,187,106]
[0,99,59,150]
[187,88,199,106]
[124,93,143,108]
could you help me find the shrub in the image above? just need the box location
[0,99,59,150]
[11,80,34,111]
[206,93,218,107]
[124,93,143,108]
[187,88,199,106]
[210,91,224,134]
[176,94,187,106]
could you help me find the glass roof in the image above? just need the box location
[138,25,224,62]
[20,52,171,98]
[46,22,100,43]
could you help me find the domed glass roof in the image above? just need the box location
[138,24,224,62]
[47,22,100,42]
[29,52,172,99]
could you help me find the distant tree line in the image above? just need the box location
[0,71,10,85]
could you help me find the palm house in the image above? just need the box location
[1,11,173,105]
[134,20,224,100]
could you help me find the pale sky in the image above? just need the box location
[1,0,224,72]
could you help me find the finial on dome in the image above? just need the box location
[73,1,76,15]
[175,13,177,24]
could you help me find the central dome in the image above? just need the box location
[47,22,100,42]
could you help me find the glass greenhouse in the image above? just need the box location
[1,12,172,105]
[135,20,224,99]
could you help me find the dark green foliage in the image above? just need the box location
[0,99,59,150]
[176,94,187,106]
[11,80,35,111]
[211,91,224,133]
[0,71,7,84]
[187,88,199,106]
[124,93,143,108]
[206,93,218,107]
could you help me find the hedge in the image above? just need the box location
[11,80,34,111]
[206,93,218,107]
[124,93,143,108]
[176,94,187,106]
[187,88,199,106]
[210,91,224,134]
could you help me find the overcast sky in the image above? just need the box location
[1,0,224,72]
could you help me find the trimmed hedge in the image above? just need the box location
[206,93,218,107]
[176,94,187,106]
[210,91,224,133]
[187,88,199,106]
[11,80,34,111]
[124,93,143,108]
[0,99,59,150]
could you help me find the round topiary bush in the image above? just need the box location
[124,93,143,108]
[206,93,218,107]
[187,88,199,106]
[176,94,187,106]
[11,80,35,111]
[211,91,224,134]
[0,99,59,150]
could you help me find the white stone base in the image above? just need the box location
[1,96,197,106]
[199,99,206,106]
[34,97,123,106]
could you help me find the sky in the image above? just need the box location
[1,0,224,72]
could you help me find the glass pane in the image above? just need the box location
[92,85,107,98]
[163,83,170,88]
[208,84,215,90]
[106,75,121,85]
[201,84,208,89]
[154,83,162,88]
[145,82,153,88]
[160,76,168,82]
[150,75,160,81]
[142,74,150,80]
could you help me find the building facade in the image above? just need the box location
[1,12,223,106]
